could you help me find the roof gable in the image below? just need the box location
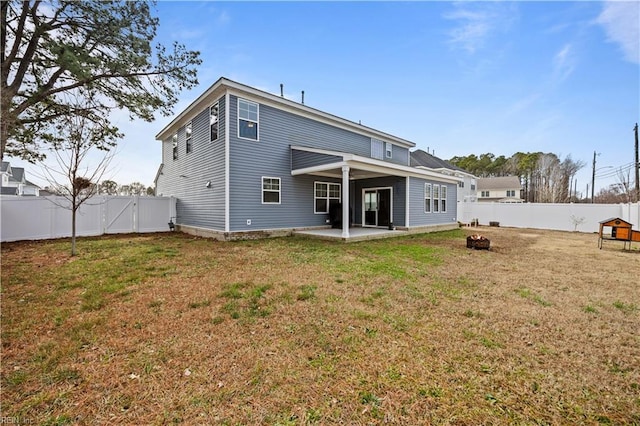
[156,77,416,149]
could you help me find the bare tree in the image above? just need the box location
[39,95,119,255]
[613,166,633,203]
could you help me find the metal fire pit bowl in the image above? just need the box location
[467,235,490,250]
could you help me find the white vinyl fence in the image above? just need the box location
[459,202,640,233]
[1,195,176,242]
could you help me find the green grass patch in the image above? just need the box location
[613,301,637,314]
[188,299,211,309]
[516,287,551,307]
[297,285,317,301]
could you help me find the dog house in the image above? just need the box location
[598,217,640,250]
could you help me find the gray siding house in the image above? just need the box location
[155,78,460,240]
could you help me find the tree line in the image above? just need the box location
[448,152,585,203]
[45,180,155,197]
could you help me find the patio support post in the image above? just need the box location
[342,165,350,239]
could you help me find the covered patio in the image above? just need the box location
[291,145,460,240]
[294,226,407,242]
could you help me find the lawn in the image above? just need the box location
[1,227,639,425]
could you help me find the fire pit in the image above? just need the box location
[467,234,490,250]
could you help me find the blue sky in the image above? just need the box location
[16,1,640,196]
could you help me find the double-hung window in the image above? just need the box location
[314,182,341,214]
[481,191,489,197]
[433,184,440,212]
[506,190,515,197]
[440,185,447,212]
[262,177,280,204]
[371,139,384,160]
[238,99,258,140]
[186,121,192,153]
[172,133,178,160]
[425,183,432,213]
[210,102,219,141]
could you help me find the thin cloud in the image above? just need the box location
[553,43,576,82]
[444,2,518,54]
[596,1,640,64]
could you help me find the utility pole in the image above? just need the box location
[634,123,639,202]
[591,150,597,203]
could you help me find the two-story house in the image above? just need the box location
[410,149,478,203]
[155,77,461,240]
[477,176,523,203]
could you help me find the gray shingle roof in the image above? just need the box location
[410,149,468,173]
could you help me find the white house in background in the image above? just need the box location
[410,149,478,203]
[1,161,40,196]
[477,176,523,203]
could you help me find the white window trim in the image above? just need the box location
[441,185,447,213]
[434,183,441,212]
[424,183,432,213]
[186,121,192,153]
[210,102,219,142]
[314,181,341,214]
[238,98,259,141]
[385,142,392,159]
[172,133,178,160]
[261,176,281,205]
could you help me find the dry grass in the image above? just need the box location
[1,227,639,425]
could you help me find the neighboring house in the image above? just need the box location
[155,77,461,240]
[0,161,40,196]
[477,176,523,203]
[410,149,477,203]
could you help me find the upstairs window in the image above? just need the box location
[314,182,341,214]
[425,183,432,213]
[433,184,440,212]
[371,139,384,160]
[385,142,392,158]
[441,185,447,212]
[262,177,280,204]
[172,133,178,160]
[238,99,258,140]
[458,181,464,188]
[210,102,219,141]
[186,121,192,153]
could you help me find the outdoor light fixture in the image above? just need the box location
[168,218,175,231]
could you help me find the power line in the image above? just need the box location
[595,162,636,178]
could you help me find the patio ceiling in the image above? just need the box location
[290,146,462,183]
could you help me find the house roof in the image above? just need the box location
[599,217,632,226]
[410,149,469,174]
[10,167,25,183]
[156,77,416,149]
[477,176,522,190]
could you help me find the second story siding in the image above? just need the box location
[156,96,226,230]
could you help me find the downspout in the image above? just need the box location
[224,91,230,233]
[405,176,410,228]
